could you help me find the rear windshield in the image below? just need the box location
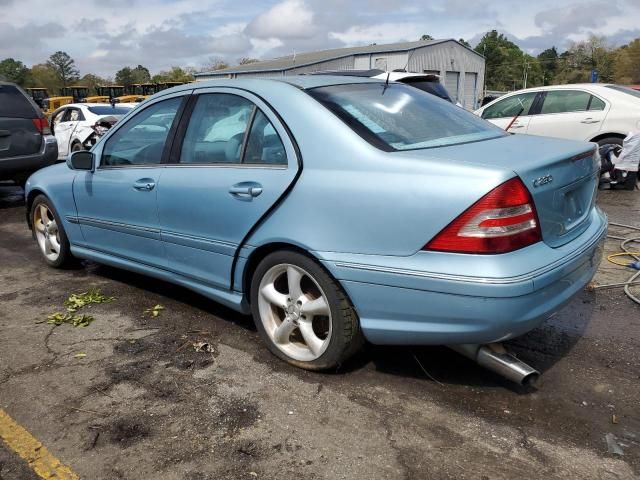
[0,84,37,118]
[87,106,133,115]
[308,83,505,151]
[400,79,453,102]
[605,85,640,99]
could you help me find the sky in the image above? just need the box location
[1,0,640,77]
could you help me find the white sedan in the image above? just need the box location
[50,103,137,160]
[474,84,640,146]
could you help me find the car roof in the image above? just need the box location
[162,76,385,96]
[501,83,615,95]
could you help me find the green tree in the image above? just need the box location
[458,38,471,48]
[151,66,194,83]
[537,47,558,85]
[131,64,151,83]
[28,63,62,93]
[614,39,640,83]
[115,66,133,86]
[199,57,229,73]
[475,30,527,90]
[0,58,30,86]
[420,34,434,41]
[555,35,615,83]
[78,73,109,93]
[46,51,79,87]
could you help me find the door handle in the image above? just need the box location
[581,118,600,124]
[133,179,155,191]
[229,182,263,198]
[509,123,525,129]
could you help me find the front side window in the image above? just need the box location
[540,90,591,114]
[482,92,537,120]
[102,96,182,166]
[309,83,505,151]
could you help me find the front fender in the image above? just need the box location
[25,163,81,243]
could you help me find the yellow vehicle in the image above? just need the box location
[61,86,90,103]
[125,83,157,101]
[156,81,184,91]
[96,85,140,103]
[42,95,73,116]
[25,88,49,110]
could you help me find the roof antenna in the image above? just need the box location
[382,71,390,94]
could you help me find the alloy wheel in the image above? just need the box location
[257,263,332,362]
[33,204,61,261]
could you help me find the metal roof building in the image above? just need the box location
[195,39,486,109]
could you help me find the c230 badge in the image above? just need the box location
[533,174,553,188]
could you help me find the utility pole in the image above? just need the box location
[523,61,529,89]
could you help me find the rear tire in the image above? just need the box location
[71,141,84,152]
[596,136,624,148]
[250,250,364,370]
[30,194,75,268]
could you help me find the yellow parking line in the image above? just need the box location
[0,408,79,480]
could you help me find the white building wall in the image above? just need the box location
[408,41,485,109]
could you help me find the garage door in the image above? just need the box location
[445,71,459,102]
[463,72,478,110]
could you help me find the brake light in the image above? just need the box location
[424,177,542,254]
[32,117,51,135]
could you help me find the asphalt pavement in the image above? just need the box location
[0,181,639,479]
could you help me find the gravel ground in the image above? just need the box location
[0,182,639,480]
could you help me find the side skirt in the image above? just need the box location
[70,245,250,315]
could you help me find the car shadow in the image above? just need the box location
[0,183,25,209]
[350,292,597,392]
[81,258,596,393]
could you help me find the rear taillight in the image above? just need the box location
[424,177,542,254]
[32,117,51,135]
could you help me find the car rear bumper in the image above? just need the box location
[0,135,57,180]
[318,207,607,345]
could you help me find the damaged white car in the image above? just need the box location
[50,103,136,160]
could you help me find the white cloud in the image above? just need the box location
[246,0,317,39]
[330,22,424,45]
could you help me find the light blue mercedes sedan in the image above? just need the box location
[25,76,607,383]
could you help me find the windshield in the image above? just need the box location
[308,83,505,151]
[87,106,132,115]
[400,79,453,102]
[605,85,640,99]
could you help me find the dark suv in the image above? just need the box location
[0,81,57,187]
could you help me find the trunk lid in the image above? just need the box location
[399,134,600,248]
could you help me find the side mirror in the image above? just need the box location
[67,150,94,171]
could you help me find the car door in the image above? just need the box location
[479,92,539,133]
[525,89,608,141]
[157,89,299,289]
[73,93,187,268]
[54,108,82,157]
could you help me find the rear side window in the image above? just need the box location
[180,94,254,164]
[482,92,537,120]
[310,83,505,151]
[589,96,606,111]
[0,84,36,118]
[540,90,591,114]
[102,97,182,166]
[244,110,287,165]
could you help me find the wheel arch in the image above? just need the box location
[25,188,47,228]
[590,132,626,143]
[241,242,337,305]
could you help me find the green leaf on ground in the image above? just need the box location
[47,312,95,327]
[143,304,165,318]
[64,288,114,312]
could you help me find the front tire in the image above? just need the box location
[31,194,75,268]
[71,141,84,152]
[250,250,363,370]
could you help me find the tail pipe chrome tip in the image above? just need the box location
[448,343,540,387]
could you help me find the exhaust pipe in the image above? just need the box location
[449,343,540,387]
